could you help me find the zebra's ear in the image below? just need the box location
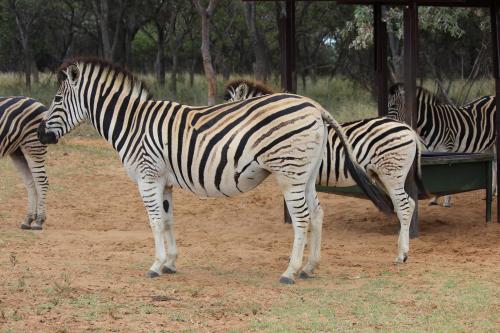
[66,64,80,85]
[235,83,249,101]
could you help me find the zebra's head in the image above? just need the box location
[38,61,87,144]
[223,79,275,102]
[387,83,406,122]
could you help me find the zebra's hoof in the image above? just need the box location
[146,270,160,278]
[31,224,43,230]
[161,266,176,274]
[443,204,451,208]
[298,271,312,279]
[394,254,408,264]
[20,224,31,230]
[279,276,295,284]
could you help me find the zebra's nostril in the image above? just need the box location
[37,120,58,145]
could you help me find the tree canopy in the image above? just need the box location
[0,0,493,102]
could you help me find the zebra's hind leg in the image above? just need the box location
[138,179,168,278]
[428,196,439,206]
[388,185,415,264]
[443,195,452,208]
[298,187,323,279]
[10,150,37,230]
[275,178,310,284]
[161,186,177,274]
[22,146,48,230]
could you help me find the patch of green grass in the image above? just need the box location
[168,312,188,322]
[137,302,156,315]
[70,293,123,321]
[249,272,498,333]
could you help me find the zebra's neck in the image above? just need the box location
[84,95,181,163]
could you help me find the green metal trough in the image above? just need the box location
[317,152,494,222]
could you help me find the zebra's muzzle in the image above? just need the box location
[37,120,58,144]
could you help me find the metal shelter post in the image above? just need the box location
[490,0,500,223]
[280,0,296,223]
[374,3,388,116]
[403,1,419,237]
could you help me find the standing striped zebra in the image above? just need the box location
[38,58,391,284]
[388,83,496,207]
[223,79,427,264]
[0,97,48,230]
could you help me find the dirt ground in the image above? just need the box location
[0,138,499,333]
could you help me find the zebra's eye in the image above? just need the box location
[54,96,63,103]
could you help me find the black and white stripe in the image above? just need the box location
[38,58,391,283]
[0,97,48,230]
[224,79,427,264]
[388,84,496,153]
[388,84,496,206]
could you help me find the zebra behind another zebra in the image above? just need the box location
[223,79,427,264]
[38,58,391,284]
[0,97,48,230]
[388,84,496,207]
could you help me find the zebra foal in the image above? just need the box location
[0,97,48,230]
[38,58,391,283]
[224,79,427,264]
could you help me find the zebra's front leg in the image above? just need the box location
[161,186,177,274]
[138,179,168,278]
[10,152,37,229]
[23,148,48,230]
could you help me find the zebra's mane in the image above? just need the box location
[58,57,152,100]
[223,79,278,100]
[390,83,444,105]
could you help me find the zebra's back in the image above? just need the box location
[418,96,496,153]
[0,96,47,157]
[318,117,417,186]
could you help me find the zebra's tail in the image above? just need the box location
[319,109,394,215]
[414,139,429,198]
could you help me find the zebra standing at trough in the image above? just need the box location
[388,84,496,207]
[223,79,427,264]
[0,97,48,230]
[38,58,391,284]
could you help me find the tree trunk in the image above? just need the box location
[189,58,196,87]
[387,29,403,83]
[171,51,178,98]
[32,60,39,84]
[156,23,165,86]
[23,48,31,92]
[244,2,267,82]
[98,0,112,60]
[194,0,218,106]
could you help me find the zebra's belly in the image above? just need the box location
[172,162,271,198]
[316,174,356,188]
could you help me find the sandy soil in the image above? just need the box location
[0,138,499,332]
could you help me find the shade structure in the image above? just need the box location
[255,0,500,234]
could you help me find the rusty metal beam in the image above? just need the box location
[490,0,500,223]
[374,3,388,116]
[279,0,297,223]
[336,0,491,7]
[403,1,419,237]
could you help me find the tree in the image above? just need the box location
[342,6,490,101]
[193,0,218,105]
[7,0,46,90]
[244,1,269,81]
